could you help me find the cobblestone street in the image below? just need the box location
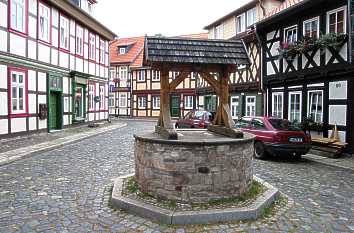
[0,120,353,232]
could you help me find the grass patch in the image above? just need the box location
[125,176,139,193]
[260,195,287,218]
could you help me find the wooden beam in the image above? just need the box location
[198,72,221,96]
[169,71,189,91]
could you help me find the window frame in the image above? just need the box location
[152,70,160,81]
[119,93,127,108]
[284,25,298,44]
[236,13,246,34]
[288,91,302,122]
[99,39,105,65]
[59,13,70,51]
[8,67,28,116]
[38,1,51,44]
[88,32,96,61]
[184,95,194,109]
[326,6,346,34]
[99,85,105,110]
[272,92,284,119]
[214,24,223,39]
[119,47,126,54]
[137,96,147,109]
[307,90,323,123]
[152,96,160,110]
[303,16,320,39]
[137,70,145,82]
[230,96,240,119]
[75,24,84,57]
[246,8,256,27]
[119,66,128,87]
[88,83,95,111]
[245,96,256,117]
[9,0,28,35]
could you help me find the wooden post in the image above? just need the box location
[155,68,177,139]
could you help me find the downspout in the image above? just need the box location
[254,24,266,116]
[348,0,352,63]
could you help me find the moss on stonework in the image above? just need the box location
[125,176,139,193]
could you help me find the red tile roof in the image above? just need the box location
[265,0,304,18]
[109,33,208,68]
[110,36,145,67]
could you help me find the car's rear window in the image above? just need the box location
[269,119,301,131]
[194,111,205,119]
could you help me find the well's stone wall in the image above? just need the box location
[134,131,254,203]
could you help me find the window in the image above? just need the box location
[247,8,256,27]
[245,96,256,117]
[170,71,179,79]
[10,69,27,114]
[327,7,346,34]
[308,90,323,123]
[10,0,26,33]
[284,25,297,44]
[184,96,194,109]
[288,92,302,122]
[119,47,126,54]
[236,13,246,34]
[99,39,105,64]
[119,93,127,107]
[99,85,105,110]
[59,15,69,50]
[109,94,114,107]
[303,17,319,39]
[76,25,84,56]
[152,96,160,109]
[138,96,147,109]
[119,66,128,87]
[38,2,50,42]
[272,92,283,118]
[89,83,94,110]
[137,70,145,82]
[152,70,160,81]
[230,96,239,119]
[214,24,223,39]
[89,33,95,60]
[251,119,266,129]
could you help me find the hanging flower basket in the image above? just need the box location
[316,33,348,52]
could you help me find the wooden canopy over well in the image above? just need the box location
[144,36,250,139]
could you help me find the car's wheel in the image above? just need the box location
[293,154,302,160]
[254,141,267,159]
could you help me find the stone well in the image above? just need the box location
[134,129,255,203]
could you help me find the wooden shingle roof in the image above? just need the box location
[144,37,250,66]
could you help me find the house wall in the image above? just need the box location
[260,0,352,150]
[0,0,110,137]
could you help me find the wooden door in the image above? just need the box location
[170,95,180,118]
[49,93,59,130]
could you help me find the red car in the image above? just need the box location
[175,110,214,129]
[235,117,311,159]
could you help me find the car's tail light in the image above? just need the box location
[199,120,205,128]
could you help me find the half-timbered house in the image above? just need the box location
[109,33,207,118]
[256,0,354,152]
[202,0,283,119]
[0,0,115,137]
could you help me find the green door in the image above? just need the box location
[49,92,59,130]
[170,95,180,117]
[205,96,217,112]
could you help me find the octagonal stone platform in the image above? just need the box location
[111,174,280,225]
[134,129,255,203]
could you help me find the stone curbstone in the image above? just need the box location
[111,174,280,225]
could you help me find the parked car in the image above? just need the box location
[235,117,311,159]
[175,110,215,129]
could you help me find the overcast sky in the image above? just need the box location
[94,0,251,38]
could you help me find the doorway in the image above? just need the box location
[170,95,180,118]
[49,92,62,130]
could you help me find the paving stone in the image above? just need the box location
[0,120,353,232]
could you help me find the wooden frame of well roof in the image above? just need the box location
[144,37,250,139]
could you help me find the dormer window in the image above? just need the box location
[119,47,126,54]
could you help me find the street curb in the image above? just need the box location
[0,123,127,167]
[303,154,354,172]
[111,174,280,225]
